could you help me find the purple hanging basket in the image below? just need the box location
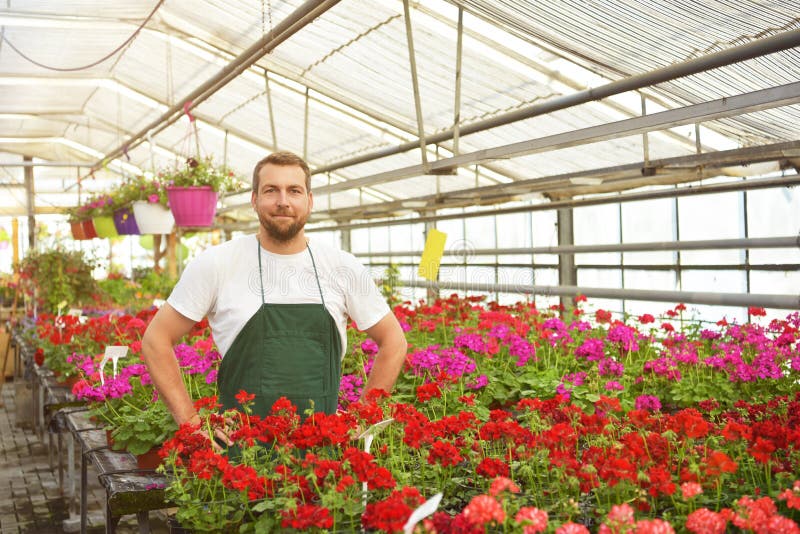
[166,186,218,227]
[113,206,140,235]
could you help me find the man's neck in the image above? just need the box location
[257,229,308,254]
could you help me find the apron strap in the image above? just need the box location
[307,244,326,308]
[256,237,265,304]
[257,236,326,307]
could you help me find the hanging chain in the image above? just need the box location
[261,0,273,36]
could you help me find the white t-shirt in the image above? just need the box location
[167,235,390,358]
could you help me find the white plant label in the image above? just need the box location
[403,493,443,534]
[99,345,129,385]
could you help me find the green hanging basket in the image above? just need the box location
[92,216,119,238]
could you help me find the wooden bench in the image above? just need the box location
[64,409,168,534]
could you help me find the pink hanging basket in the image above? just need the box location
[166,186,218,227]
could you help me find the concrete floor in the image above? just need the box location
[0,378,170,534]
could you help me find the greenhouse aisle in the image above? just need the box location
[0,379,169,534]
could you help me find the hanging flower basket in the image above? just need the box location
[166,186,218,227]
[81,219,98,239]
[113,206,140,235]
[92,216,119,238]
[70,221,87,240]
[132,200,175,234]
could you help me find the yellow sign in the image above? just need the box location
[418,228,447,281]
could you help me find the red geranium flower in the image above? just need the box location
[281,503,334,530]
[463,495,505,528]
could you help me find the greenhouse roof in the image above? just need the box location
[1,0,798,227]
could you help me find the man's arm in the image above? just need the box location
[142,303,200,425]
[360,312,407,400]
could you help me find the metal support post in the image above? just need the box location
[24,156,35,249]
[265,70,279,150]
[641,94,649,167]
[303,86,310,160]
[557,208,576,310]
[402,0,428,169]
[340,228,352,253]
[452,7,463,157]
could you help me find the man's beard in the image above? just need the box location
[258,210,308,243]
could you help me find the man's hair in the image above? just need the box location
[252,151,311,193]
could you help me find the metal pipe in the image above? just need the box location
[452,7,463,157]
[219,138,800,216]
[351,236,800,258]
[91,0,339,170]
[556,207,576,310]
[290,174,800,232]
[24,156,35,249]
[0,161,95,167]
[401,279,800,310]
[311,28,800,176]
[316,82,800,194]
[265,70,278,151]
[303,86,310,160]
[402,0,428,168]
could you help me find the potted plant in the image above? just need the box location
[121,175,175,234]
[162,157,242,227]
[112,199,140,236]
[85,193,119,238]
[65,205,92,240]
[19,247,99,313]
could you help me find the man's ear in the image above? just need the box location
[251,190,257,210]
[308,190,314,211]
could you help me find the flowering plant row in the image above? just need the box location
[27,295,800,532]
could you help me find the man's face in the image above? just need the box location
[251,163,313,243]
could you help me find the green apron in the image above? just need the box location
[217,239,342,418]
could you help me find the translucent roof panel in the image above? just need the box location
[0,0,797,221]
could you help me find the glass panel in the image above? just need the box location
[351,228,370,253]
[621,197,675,264]
[747,186,800,264]
[532,211,558,247]
[679,191,743,265]
[533,268,559,286]
[465,215,496,249]
[498,266,534,287]
[574,204,620,264]
[578,267,623,314]
[436,218,464,243]
[623,269,677,291]
[680,269,747,293]
[496,212,530,248]
[369,226,390,253]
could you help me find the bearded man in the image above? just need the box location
[142,151,406,433]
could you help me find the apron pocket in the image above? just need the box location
[261,332,330,397]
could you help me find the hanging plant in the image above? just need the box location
[19,247,99,313]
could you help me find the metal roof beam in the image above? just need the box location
[402,279,800,310]
[416,3,711,155]
[354,236,800,257]
[92,0,340,170]
[310,28,800,176]
[314,82,800,195]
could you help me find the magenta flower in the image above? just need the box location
[635,394,662,411]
